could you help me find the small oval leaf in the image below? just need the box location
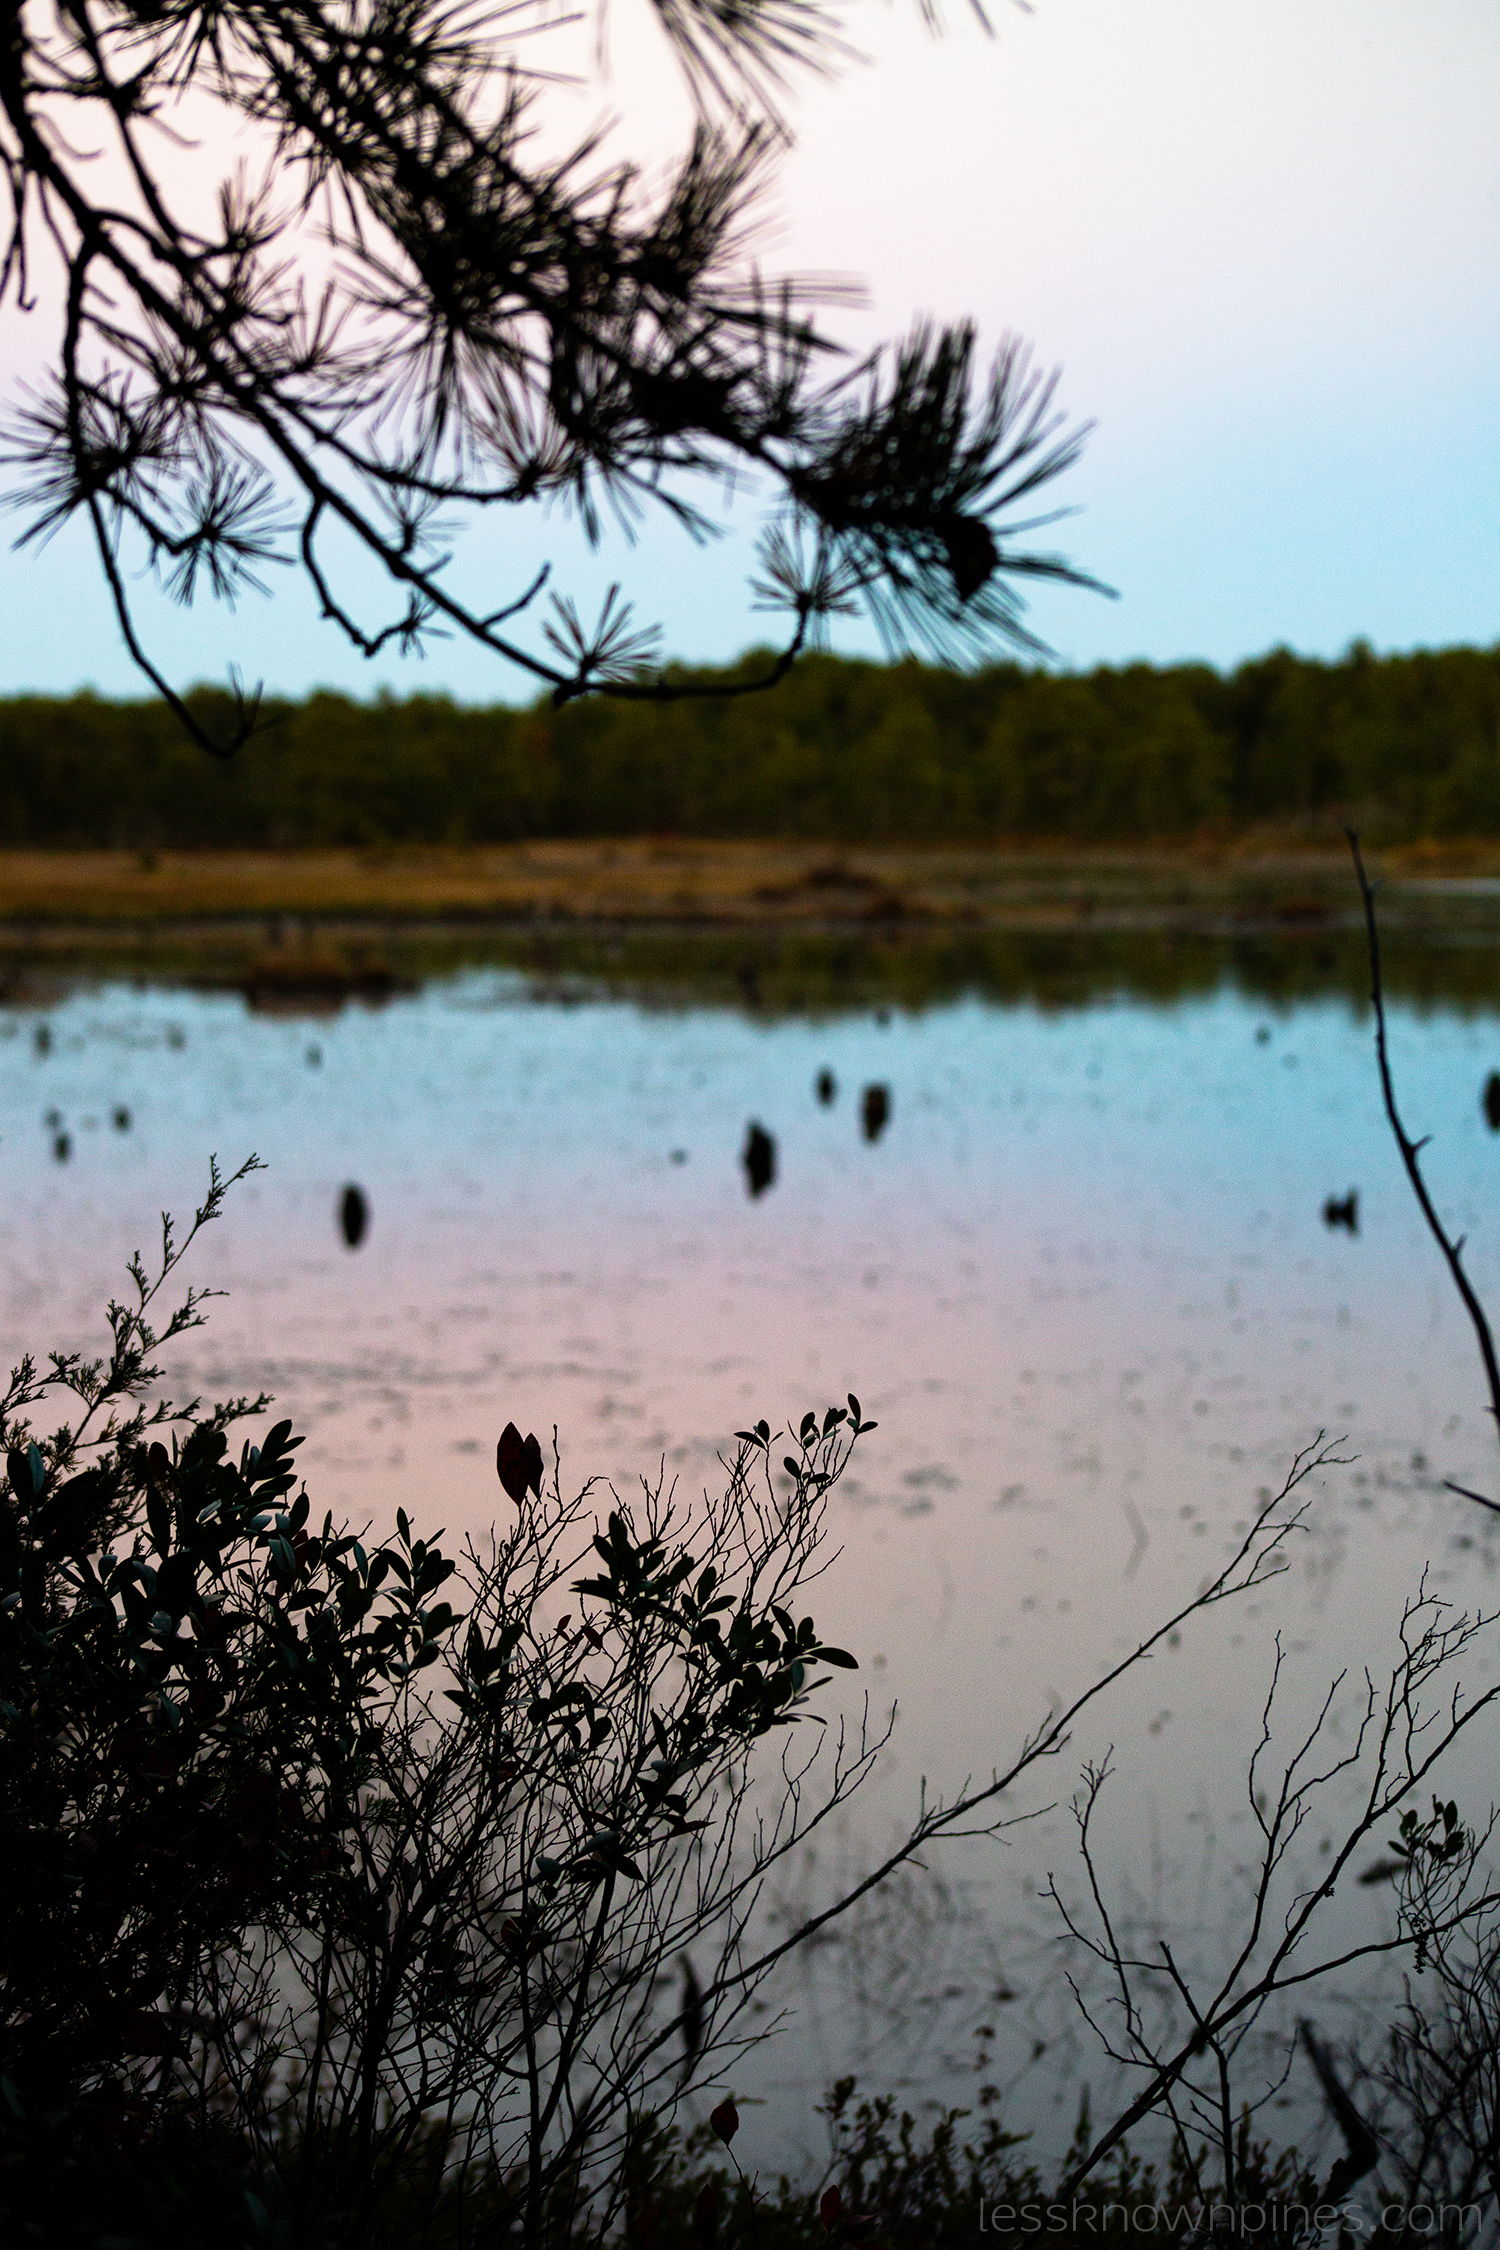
[496,1423,528,1504]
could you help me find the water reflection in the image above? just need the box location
[5,952,1500,2139]
[138,915,1494,1021]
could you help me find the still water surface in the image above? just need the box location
[6,955,1500,2136]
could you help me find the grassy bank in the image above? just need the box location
[3,836,1499,934]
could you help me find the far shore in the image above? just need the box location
[6,840,1500,1016]
[3,837,1500,945]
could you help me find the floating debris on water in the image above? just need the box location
[862,1083,891,1142]
[1322,1190,1359,1234]
[340,1183,369,1248]
[112,1106,131,1132]
[742,1122,775,1198]
[816,1069,837,1106]
[1484,1072,1500,1131]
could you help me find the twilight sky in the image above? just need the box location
[1,0,1496,702]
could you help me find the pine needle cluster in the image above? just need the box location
[0,0,1099,751]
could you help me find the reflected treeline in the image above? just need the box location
[8,920,1500,1019]
[448,922,1500,1019]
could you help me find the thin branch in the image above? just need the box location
[1348,830,1500,1459]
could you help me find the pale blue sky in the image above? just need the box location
[1,0,1496,701]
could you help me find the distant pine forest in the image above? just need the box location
[4,642,1499,847]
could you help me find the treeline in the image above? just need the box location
[3,642,1499,846]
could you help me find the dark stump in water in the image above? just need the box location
[1322,1190,1359,1234]
[340,1183,369,1248]
[742,1122,776,1199]
[861,1083,891,1142]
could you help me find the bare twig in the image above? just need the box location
[1050,1580,1500,2196]
[1347,829,1500,1466]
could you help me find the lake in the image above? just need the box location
[7,931,1500,2154]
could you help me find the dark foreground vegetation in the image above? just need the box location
[0,1209,1352,2250]
[4,645,1500,851]
[8,1146,1500,2246]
